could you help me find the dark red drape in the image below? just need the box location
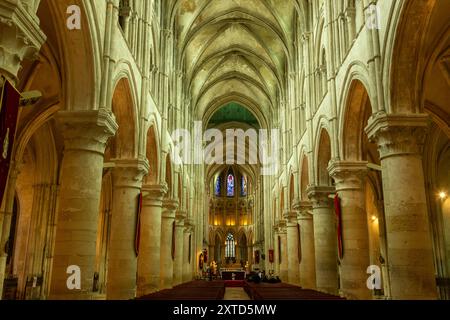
[135,192,143,257]
[334,194,344,260]
[0,79,20,205]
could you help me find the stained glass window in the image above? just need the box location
[215,177,221,196]
[225,233,235,258]
[241,175,247,196]
[227,174,235,197]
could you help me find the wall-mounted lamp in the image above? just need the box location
[439,191,448,200]
[371,215,378,222]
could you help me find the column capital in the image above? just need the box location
[0,0,46,81]
[306,185,334,208]
[365,112,430,159]
[292,198,301,210]
[294,201,313,220]
[143,184,168,198]
[57,109,118,154]
[283,210,298,224]
[184,219,194,233]
[328,160,368,191]
[162,198,179,219]
[276,219,287,233]
[176,210,187,221]
[112,158,149,188]
[142,184,168,206]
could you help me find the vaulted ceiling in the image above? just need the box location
[173,0,301,125]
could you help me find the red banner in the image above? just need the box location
[0,78,21,205]
[334,194,344,260]
[135,192,143,257]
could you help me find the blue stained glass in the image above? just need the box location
[215,177,221,196]
[227,174,235,197]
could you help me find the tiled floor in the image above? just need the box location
[223,287,251,300]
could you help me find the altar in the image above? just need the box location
[220,269,246,280]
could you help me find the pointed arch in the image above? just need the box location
[340,80,374,161]
[110,78,137,159]
[316,128,332,186]
[300,154,310,201]
[145,125,159,184]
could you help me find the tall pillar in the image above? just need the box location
[329,161,371,300]
[173,210,186,286]
[366,113,437,299]
[284,210,300,285]
[307,186,338,294]
[106,159,148,300]
[136,184,167,296]
[160,199,178,289]
[49,110,117,299]
[294,201,316,289]
[273,227,280,276]
[278,221,288,281]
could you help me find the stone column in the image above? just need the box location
[284,210,300,285]
[106,159,148,300]
[136,184,167,296]
[329,161,371,300]
[278,220,288,281]
[273,225,280,276]
[294,201,316,289]
[173,210,186,286]
[160,199,178,290]
[49,110,117,299]
[366,113,437,299]
[307,186,338,294]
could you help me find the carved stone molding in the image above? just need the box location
[142,183,168,206]
[328,160,368,191]
[283,210,298,223]
[182,218,193,231]
[56,109,118,155]
[176,210,187,222]
[293,200,313,219]
[0,0,46,81]
[306,185,334,209]
[112,158,149,189]
[365,112,430,159]
[162,198,179,213]
[278,220,287,234]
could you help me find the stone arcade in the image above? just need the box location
[0,0,449,300]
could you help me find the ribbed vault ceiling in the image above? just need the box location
[174,0,299,124]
